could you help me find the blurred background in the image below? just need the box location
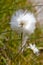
[0,0,43,65]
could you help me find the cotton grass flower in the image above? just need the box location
[10,10,36,34]
[10,9,37,53]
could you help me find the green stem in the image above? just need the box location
[21,32,23,52]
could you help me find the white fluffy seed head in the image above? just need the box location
[10,9,36,34]
[29,44,39,56]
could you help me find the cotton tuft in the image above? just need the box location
[10,10,36,34]
[29,44,39,56]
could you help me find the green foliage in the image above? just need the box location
[0,0,43,65]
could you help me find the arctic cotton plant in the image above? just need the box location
[10,9,36,34]
[10,9,37,53]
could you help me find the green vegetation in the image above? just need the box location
[0,0,43,65]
